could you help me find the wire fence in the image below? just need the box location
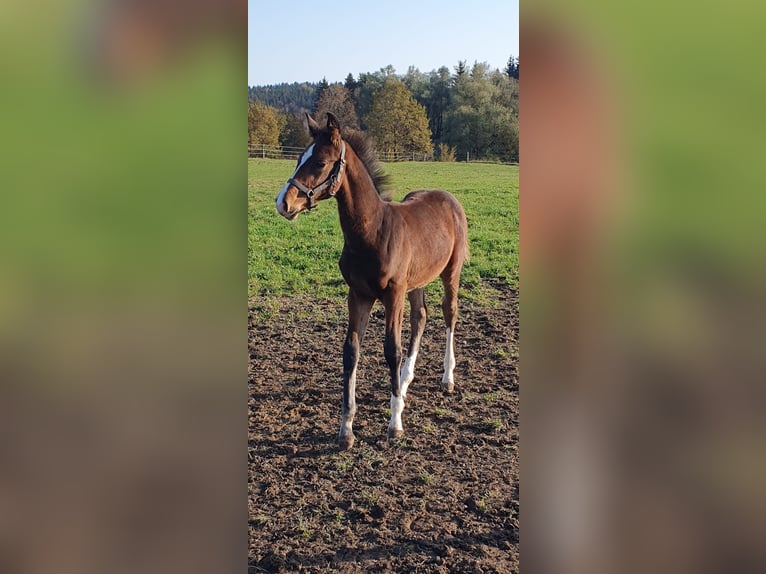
[247,144,518,165]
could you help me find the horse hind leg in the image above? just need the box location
[440,263,462,393]
[399,288,427,399]
[383,289,406,440]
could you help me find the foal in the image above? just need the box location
[276,113,468,450]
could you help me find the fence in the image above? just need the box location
[248,144,518,165]
[248,144,306,160]
[247,144,434,162]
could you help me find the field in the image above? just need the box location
[249,159,519,573]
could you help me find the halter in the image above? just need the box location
[287,141,346,210]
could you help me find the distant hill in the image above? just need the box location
[248,82,317,115]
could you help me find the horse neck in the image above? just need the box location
[335,145,384,246]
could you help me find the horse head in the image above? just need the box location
[276,112,347,220]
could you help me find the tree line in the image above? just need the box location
[248,57,518,163]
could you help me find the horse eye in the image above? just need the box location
[316,161,327,168]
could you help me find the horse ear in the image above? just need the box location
[326,112,341,133]
[305,112,321,137]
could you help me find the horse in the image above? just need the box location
[275,112,469,450]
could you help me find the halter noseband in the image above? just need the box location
[287,141,346,210]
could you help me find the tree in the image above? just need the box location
[442,65,518,162]
[313,77,329,109]
[365,78,433,158]
[314,84,359,129]
[453,60,467,83]
[425,66,452,142]
[249,82,316,114]
[279,112,312,149]
[354,71,386,130]
[505,55,519,79]
[248,101,283,147]
[344,73,358,98]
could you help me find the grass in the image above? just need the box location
[248,159,518,302]
[334,453,354,473]
[478,418,504,433]
[418,470,437,486]
[361,490,379,506]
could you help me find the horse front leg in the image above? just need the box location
[384,289,406,440]
[339,289,374,451]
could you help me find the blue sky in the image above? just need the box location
[248,0,519,86]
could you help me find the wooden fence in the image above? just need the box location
[247,144,517,164]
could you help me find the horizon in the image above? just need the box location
[247,59,514,88]
[248,0,518,86]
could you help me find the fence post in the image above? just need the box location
[467,151,470,162]
[262,144,265,159]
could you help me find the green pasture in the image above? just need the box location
[248,159,518,303]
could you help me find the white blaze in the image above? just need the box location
[276,144,314,216]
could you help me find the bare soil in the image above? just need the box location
[248,283,518,573]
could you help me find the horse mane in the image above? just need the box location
[341,129,393,201]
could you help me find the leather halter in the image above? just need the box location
[286,141,346,210]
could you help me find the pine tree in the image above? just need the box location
[453,60,467,83]
[505,55,519,79]
[313,77,329,110]
[344,73,358,97]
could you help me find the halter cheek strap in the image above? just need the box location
[287,141,346,210]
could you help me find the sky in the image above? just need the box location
[248,0,519,86]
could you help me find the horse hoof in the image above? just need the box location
[338,434,355,451]
[441,382,455,394]
[387,428,404,441]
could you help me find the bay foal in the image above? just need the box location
[276,113,468,450]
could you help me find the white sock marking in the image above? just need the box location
[339,364,357,438]
[389,393,405,433]
[276,144,314,216]
[442,327,455,389]
[399,351,417,398]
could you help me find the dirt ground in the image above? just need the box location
[248,282,518,573]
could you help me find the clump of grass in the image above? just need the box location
[479,418,503,432]
[418,471,436,485]
[334,453,354,473]
[436,143,456,162]
[422,424,438,433]
[361,490,379,506]
[359,447,385,470]
[297,518,312,540]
